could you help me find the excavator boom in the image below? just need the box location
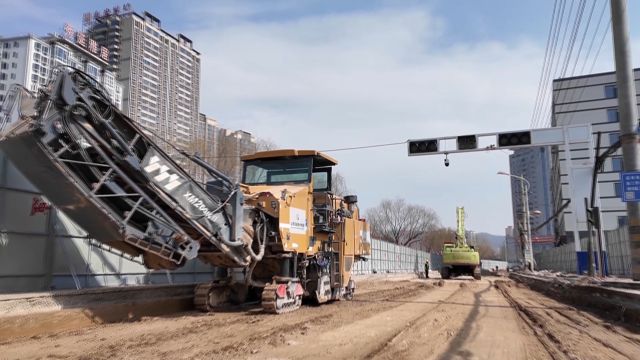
[456,206,467,247]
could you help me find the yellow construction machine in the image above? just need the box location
[440,207,481,280]
[0,68,371,314]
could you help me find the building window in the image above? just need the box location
[10,73,15,80]
[55,47,68,62]
[11,62,16,69]
[31,74,38,83]
[13,41,19,48]
[614,182,622,198]
[609,132,620,145]
[607,108,619,122]
[2,52,7,59]
[0,73,5,80]
[612,157,624,172]
[0,63,6,70]
[0,84,4,91]
[618,216,628,227]
[12,52,18,58]
[604,84,617,99]
[0,95,4,101]
[86,63,99,79]
[34,42,40,51]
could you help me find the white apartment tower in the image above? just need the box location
[0,34,122,111]
[551,70,640,242]
[89,11,201,149]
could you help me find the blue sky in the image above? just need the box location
[1,1,636,234]
[1,1,557,44]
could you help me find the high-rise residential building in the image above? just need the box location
[221,129,257,181]
[0,34,122,111]
[194,113,257,182]
[88,10,201,149]
[551,69,640,241]
[508,147,553,238]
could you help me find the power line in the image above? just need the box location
[557,0,587,80]
[539,0,596,128]
[551,0,597,123]
[320,140,408,152]
[530,0,560,129]
[535,0,576,128]
[194,140,410,159]
[554,0,610,127]
[532,0,567,128]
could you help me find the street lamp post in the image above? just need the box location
[498,171,534,270]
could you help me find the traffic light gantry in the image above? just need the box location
[407,125,591,157]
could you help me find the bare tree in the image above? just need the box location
[256,138,278,151]
[422,227,456,252]
[366,198,440,247]
[331,171,350,196]
[475,237,498,260]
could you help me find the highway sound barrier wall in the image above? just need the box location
[352,238,430,275]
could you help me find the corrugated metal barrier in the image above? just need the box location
[534,228,632,277]
[353,239,429,275]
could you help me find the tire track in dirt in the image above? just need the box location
[0,279,431,360]
[364,281,469,359]
[495,281,573,360]
[514,286,640,359]
[188,281,434,359]
[370,279,549,360]
[254,280,465,360]
[496,280,640,360]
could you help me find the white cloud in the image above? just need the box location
[189,5,546,234]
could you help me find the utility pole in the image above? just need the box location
[520,176,533,270]
[586,198,595,276]
[611,0,640,281]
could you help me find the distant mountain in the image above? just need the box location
[474,232,505,251]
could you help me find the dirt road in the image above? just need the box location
[1,276,639,359]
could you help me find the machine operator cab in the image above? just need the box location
[240,149,338,193]
[240,149,355,240]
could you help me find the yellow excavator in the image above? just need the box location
[0,68,371,314]
[440,207,481,280]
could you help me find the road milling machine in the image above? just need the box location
[440,207,481,280]
[0,67,371,314]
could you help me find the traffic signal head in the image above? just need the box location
[457,135,477,150]
[408,139,438,154]
[497,131,532,148]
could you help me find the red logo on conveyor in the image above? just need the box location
[31,197,51,216]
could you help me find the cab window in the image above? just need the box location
[243,158,312,185]
[312,167,331,192]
